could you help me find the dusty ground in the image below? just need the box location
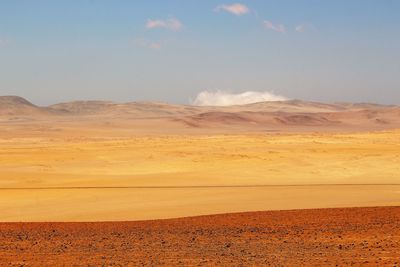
[0,207,399,266]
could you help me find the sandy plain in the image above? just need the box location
[1,129,400,221]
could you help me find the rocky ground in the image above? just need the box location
[0,206,399,266]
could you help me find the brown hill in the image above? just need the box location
[236,99,346,113]
[0,96,67,116]
[1,96,399,132]
[50,101,202,117]
[180,111,340,127]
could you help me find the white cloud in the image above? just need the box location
[145,18,183,31]
[214,3,250,16]
[263,20,286,33]
[192,90,288,106]
[295,24,305,33]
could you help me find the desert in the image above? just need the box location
[1,95,400,265]
[1,96,400,221]
[2,1,400,265]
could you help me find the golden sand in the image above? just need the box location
[0,130,399,221]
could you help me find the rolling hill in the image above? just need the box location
[1,96,399,133]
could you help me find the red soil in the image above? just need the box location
[1,207,399,266]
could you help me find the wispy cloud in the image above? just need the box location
[295,23,314,33]
[133,38,163,50]
[145,18,183,31]
[214,3,250,16]
[295,24,306,33]
[263,21,286,33]
[192,90,288,106]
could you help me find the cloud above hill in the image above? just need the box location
[192,90,288,106]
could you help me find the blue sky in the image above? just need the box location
[0,0,399,105]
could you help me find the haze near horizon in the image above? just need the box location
[1,0,399,105]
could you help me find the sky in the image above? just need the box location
[0,0,399,105]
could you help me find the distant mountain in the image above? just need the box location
[0,96,67,116]
[49,101,201,117]
[1,96,399,131]
[0,96,35,106]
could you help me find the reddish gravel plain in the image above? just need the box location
[1,207,400,266]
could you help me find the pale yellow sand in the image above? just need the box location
[0,130,399,221]
[1,185,400,221]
